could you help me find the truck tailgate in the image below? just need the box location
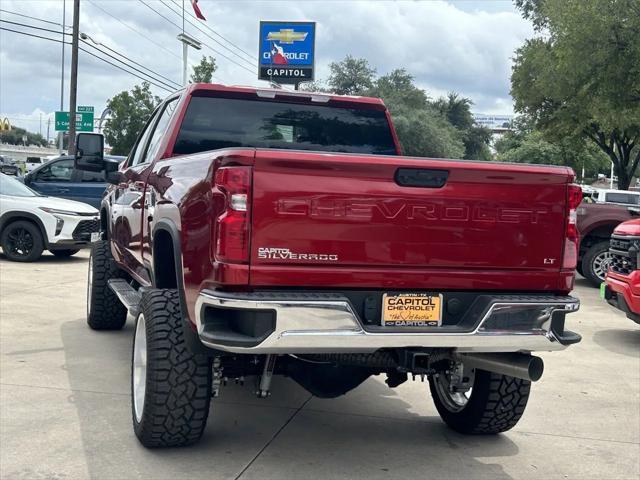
[250,150,573,289]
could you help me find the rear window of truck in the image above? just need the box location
[173,96,397,156]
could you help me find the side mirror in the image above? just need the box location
[104,159,122,185]
[75,133,104,172]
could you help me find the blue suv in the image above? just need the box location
[23,155,124,209]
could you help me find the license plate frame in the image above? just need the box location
[381,293,443,327]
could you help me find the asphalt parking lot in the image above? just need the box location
[0,250,638,480]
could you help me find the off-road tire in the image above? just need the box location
[429,369,531,434]
[0,220,44,262]
[51,248,80,257]
[582,241,611,288]
[87,240,127,330]
[132,289,212,448]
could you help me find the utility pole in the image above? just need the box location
[39,112,42,137]
[68,0,80,155]
[58,0,66,154]
[46,117,51,144]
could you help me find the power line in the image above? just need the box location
[79,46,174,92]
[0,18,180,90]
[0,18,181,90]
[162,0,256,66]
[0,8,71,29]
[0,27,174,93]
[0,18,70,36]
[138,0,182,31]
[138,0,256,76]
[0,25,69,44]
[80,36,181,89]
[167,0,255,61]
[85,0,182,62]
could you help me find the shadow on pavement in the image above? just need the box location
[573,277,597,290]
[61,317,517,479]
[592,327,640,357]
[0,252,88,263]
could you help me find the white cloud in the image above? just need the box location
[0,0,532,133]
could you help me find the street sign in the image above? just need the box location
[55,106,94,132]
[258,21,316,85]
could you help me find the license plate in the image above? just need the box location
[90,232,100,242]
[381,293,442,327]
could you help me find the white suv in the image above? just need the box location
[0,173,99,261]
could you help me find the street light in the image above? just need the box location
[177,33,201,86]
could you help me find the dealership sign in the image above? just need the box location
[258,21,316,85]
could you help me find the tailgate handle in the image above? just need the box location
[395,168,449,188]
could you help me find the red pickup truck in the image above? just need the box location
[74,84,581,448]
[604,219,640,324]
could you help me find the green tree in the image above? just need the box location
[327,55,376,95]
[104,82,161,156]
[0,126,46,147]
[190,55,217,83]
[390,106,465,158]
[511,0,640,189]
[433,93,492,160]
[495,117,610,181]
[319,61,467,158]
[368,70,465,158]
[369,68,428,110]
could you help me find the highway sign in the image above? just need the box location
[259,21,316,85]
[55,106,94,132]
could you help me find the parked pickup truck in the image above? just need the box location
[74,84,581,448]
[603,219,640,324]
[577,201,636,286]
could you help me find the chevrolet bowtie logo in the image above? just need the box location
[266,29,308,44]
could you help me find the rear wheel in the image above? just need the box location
[582,241,612,287]
[87,240,127,330]
[0,220,44,262]
[429,368,531,434]
[51,249,80,257]
[132,289,212,448]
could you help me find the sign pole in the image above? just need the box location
[58,0,66,154]
[68,0,80,155]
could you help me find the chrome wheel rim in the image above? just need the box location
[433,372,472,413]
[593,251,613,281]
[86,256,93,319]
[133,314,147,423]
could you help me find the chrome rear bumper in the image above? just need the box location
[194,291,580,354]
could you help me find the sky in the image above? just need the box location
[0,0,533,137]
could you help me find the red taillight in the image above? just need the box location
[563,184,582,269]
[214,166,251,263]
